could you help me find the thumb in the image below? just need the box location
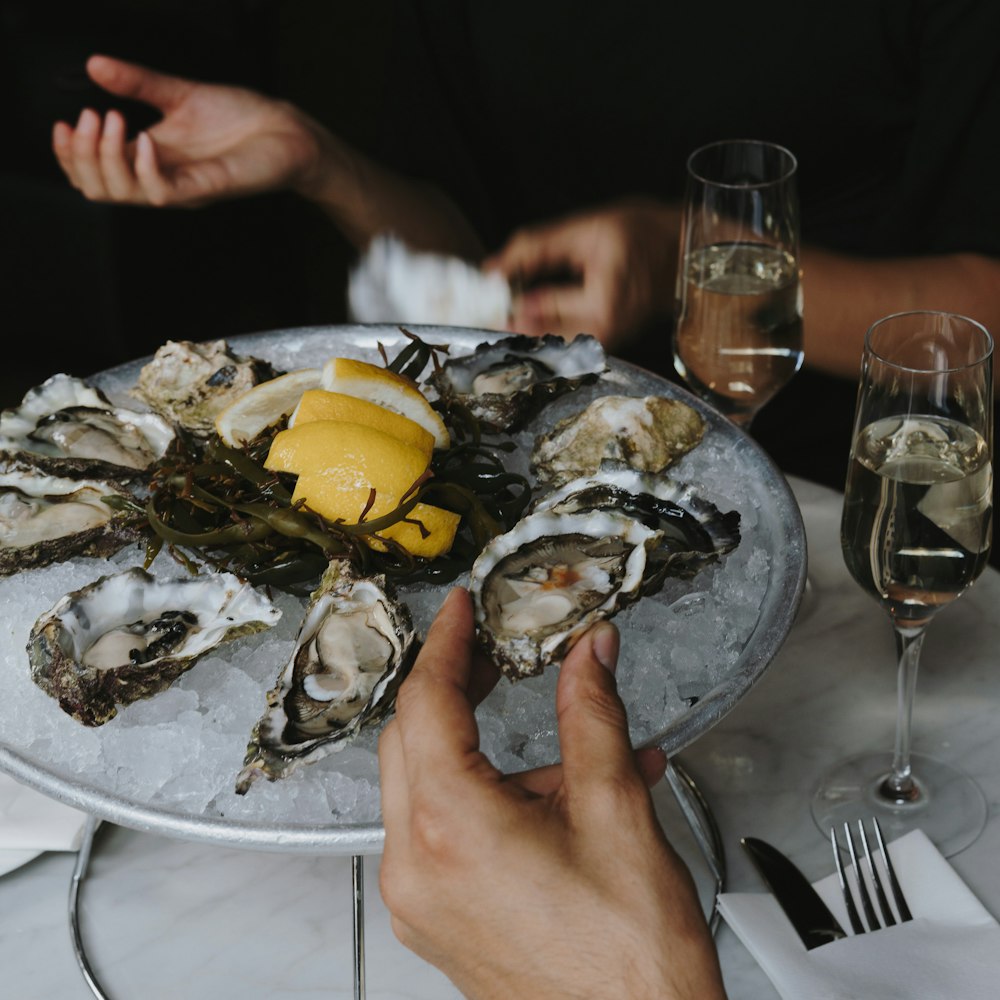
[486,221,581,281]
[555,622,640,791]
[87,55,193,111]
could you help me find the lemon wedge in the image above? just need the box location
[291,389,434,460]
[321,357,449,450]
[265,420,429,496]
[292,472,460,559]
[378,502,460,559]
[215,368,321,447]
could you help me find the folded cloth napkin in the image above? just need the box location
[348,233,512,330]
[0,771,90,876]
[717,829,1000,1000]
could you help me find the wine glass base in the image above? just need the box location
[811,751,987,858]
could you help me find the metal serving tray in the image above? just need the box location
[0,325,805,854]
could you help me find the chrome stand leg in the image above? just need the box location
[68,815,113,1000]
[352,855,366,1000]
[665,757,727,936]
[67,821,367,999]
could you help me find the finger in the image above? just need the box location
[489,223,582,280]
[505,745,666,798]
[393,588,493,783]
[70,108,109,200]
[134,131,173,206]
[98,110,136,200]
[52,121,77,184]
[636,746,668,787]
[467,647,502,708]
[555,622,642,792]
[86,54,192,113]
[377,717,410,844]
[511,286,593,339]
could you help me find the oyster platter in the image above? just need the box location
[0,325,805,852]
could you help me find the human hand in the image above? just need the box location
[483,199,683,349]
[51,55,326,207]
[378,588,726,1000]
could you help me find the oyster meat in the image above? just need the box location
[28,568,281,726]
[236,560,418,793]
[0,462,142,575]
[531,462,741,589]
[531,394,705,486]
[428,333,608,432]
[131,339,280,436]
[0,374,174,479]
[469,509,663,680]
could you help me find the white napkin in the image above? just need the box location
[717,829,1000,999]
[0,771,90,876]
[348,233,512,330]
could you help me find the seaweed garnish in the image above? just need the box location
[143,329,532,592]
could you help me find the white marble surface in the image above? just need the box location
[1,476,998,1000]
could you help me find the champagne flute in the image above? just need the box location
[812,311,994,857]
[673,138,803,430]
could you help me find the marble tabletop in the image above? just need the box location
[1,475,998,1000]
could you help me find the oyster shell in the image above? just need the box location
[131,339,280,436]
[0,374,175,479]
[531,462,741,589]
[469,509,663,680]
[531,394,705,486]
[235,560,418,793]
[0,462,142,575]
[27,568,281,726]
[428,333,608,432]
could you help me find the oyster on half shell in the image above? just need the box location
[0,462,142,575]
[530,462,741,590]
[469,509,663,680]
[531,394,705,486]
[236,560,418,793]
[131,339,280,436]
[27,568,281,726]
[0,374,174,479]
[428,333,608,432]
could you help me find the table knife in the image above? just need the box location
[741,836,846,950]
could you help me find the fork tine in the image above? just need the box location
[843,822,880,931]
[831,827,865,934]
[872,817,913,922]
[858,820,896,927]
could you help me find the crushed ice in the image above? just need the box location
[0,332,790,836]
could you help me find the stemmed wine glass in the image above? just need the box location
[673,138,803,430]
[812,310,994,857]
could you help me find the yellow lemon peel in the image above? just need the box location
[321,357,449,450]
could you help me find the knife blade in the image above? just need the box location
[741,837,846,950]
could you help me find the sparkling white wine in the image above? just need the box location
[841,415,993,628]
[673,242,803,423]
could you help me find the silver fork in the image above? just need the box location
[830,818,913,933]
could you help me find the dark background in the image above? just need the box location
[1,0,852,467]
[4,1,997,569]
[1,0,392,407]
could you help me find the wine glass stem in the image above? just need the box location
[880,624,927,804]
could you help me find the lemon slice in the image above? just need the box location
[378,502,460,558]
[292,472,460,559]
[215,368,321,446]
[321,357,449,450]
[291,389,434,459]
[265,420,429,496]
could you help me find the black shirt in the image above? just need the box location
[374,0,1000,562]
[377,0,1000,260]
